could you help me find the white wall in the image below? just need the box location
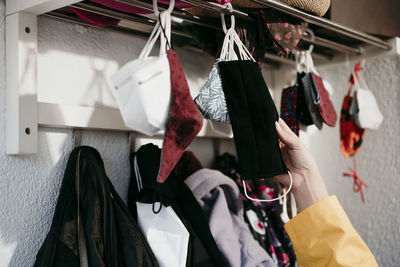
[0,2,237,266]
[272,54,400,266]
[0,0,399,266]
[307,56,400,266]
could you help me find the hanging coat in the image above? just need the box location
[185,168,277,267]
[285,196,378,267]
[34,146,159,267]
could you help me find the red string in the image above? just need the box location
[343,157,368,203]
[350,61,363,84]
[347,61,363,95]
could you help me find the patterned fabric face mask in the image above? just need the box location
[280,86,300,136]
[195,59,230,123]
[340,90,364,158]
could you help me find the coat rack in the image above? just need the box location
[5,0,400,155]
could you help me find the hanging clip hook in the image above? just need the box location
[220,3,235,34]
[73,129,82,148]
[153,0,175,16]
[305,28,315,54]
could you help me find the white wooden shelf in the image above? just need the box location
[4,0,399,154]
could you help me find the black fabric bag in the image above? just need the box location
[34,146,159,267]
[128,143,229,267]
[218,60,287,180]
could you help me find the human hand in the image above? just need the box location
[275,118,329,211]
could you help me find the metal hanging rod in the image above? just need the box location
[180,0,248,17]
[117,0,220,29]
[70,2,193,37]
[117,0,249,19]
[114,0,363,54]
[44,9,290,67]
[301,33,361,55]
[67,1,359,61]
[252,0,391,50]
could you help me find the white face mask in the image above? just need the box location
[110,11,172,136]
[136,202,190,267]
[350,72,383,130]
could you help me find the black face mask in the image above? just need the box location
[297,72,323,129]
[218,60,288,180]
[296,72,313,126]
[299,73,322,129]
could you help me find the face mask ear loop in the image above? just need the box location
[134,156,143,193]
[242,171,293,202]
[152,183,163,214]
[306,28,315,54]
[153,0,175,16]
[290,192,297,217]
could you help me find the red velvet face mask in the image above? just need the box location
[311,73,337,127]
[158,50,203,183]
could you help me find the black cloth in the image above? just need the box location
[128,144,229,267]
[218,60,287,180]
[34,146,159,267]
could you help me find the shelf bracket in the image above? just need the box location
[5,0,80,154]
[6,12,38,154]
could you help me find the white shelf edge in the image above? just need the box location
[38,102,230,139]
[6,0,81,16]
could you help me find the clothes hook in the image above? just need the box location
[220,3,235,34]
[153,0,175,16]
[212,138,220,160]
[73,129,82,148]
[305,28,315,54]
[128,132,136,154]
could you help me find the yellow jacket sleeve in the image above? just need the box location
[284,195,378,267]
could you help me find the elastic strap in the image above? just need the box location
[242,171,293,202]
[153,0,175,16]
[152,183,163,214]
[305,28,315,54]
[219,3,255,62]
[290,192,297,217]
[159,13,173,51]
[134,156,143,193]
[139,11,171,58]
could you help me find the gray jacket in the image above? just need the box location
[185,169,277,267]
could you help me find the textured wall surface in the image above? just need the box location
[272,55,400,266]
[0,0,399,266]
[307,57,400,266]
[0,2,237,266]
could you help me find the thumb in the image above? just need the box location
[275,118,302,150]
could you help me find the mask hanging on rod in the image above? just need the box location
[110,5,174,136]
[214,4,292,202]
[158,0,203,183]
